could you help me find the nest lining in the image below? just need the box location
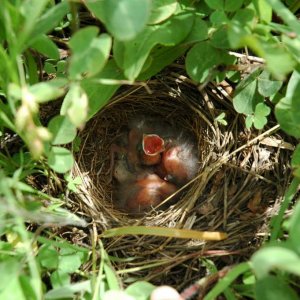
[71,68,292,286]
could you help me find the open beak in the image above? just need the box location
[142,134,165,156]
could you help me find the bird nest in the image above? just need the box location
[71,67,293,287]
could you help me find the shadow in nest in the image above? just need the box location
[71,68,293,288]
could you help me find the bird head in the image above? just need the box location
[142,134,165,156]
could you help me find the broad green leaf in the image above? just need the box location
[47,147,74,173]
[186,41,223,83]
[68,27,112,79]
[211,25,230,49]
[227,8,255,49]
[48,116,77,145]
[255,103,271,116]
[38,246,59,270]
[58,253,82,274]
[282,35,300,64]
[184,16,208,44]
[31,34,59,60]
[126,281,155,300]
[275,70,300,138]
[245,115,254,129]
[205,0,224,10]
[255,275,298,300]
[224,0,244,12]
[86,0,151,41]
[27,1,70,48]
[45,280,91,299]
[233,79,259,114]
[253,115,268,129]
[81,60,122,119]
[262,42,296,80]
[138,44,189,80]
[251,245,300,278]
[285,69,300,100]
[50,270,70,290]
[148,0,177,24]
[61,84,88,128]
[210,11,228,26]
[114,12,194,81]
[257,70,283,97]
[29,79,67,103]
[233,69,263,114]
[247,103,271,129]
[44,61,56,75]
[253,0,272,23]
[101,226,228,240]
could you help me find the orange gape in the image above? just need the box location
[120,173,178,214]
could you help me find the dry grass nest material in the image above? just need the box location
[72,67,293,286]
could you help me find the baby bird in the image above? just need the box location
[117,172,177,214]
[160,140,198,186]
[145,132,199,187]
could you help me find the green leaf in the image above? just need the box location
[68,27,112,79]
[86,0,151,41]
[224,0,244,12]
[18,0,49,48]
[38,246,59,270]
[126,281,155,300]
[262,42,296,80]
[148,0,177,24]
[291,144,300,168]
[27,1,70,48]
[204,263,251,300]
[211,25,230,49]
[275,70,300,138]
[255,275,298,300]
[186,41,224,82]
[249,103,271,129]
[47,147,74,173]
[60,84,88,128]
[205,0,224,10]
[245,115,254,128]
[45,281,91,299]
[138,44,189,80]
[29,78,67,103]
[81,60,122,119]
[253,0,272,23]
[50,270,70,290]
[210,11,228,26]
[289,201,300,254]
[114,12,194,81]
[257,70,283,97]
[184,16,208,44]
[233,78,257,114]
[104,263,120,290]
[233,69,263,114]
[30,34,59,60]
[251,245,300,278]
[255,103,271,117]
[58,253,82,274]
[48,115,77,145]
